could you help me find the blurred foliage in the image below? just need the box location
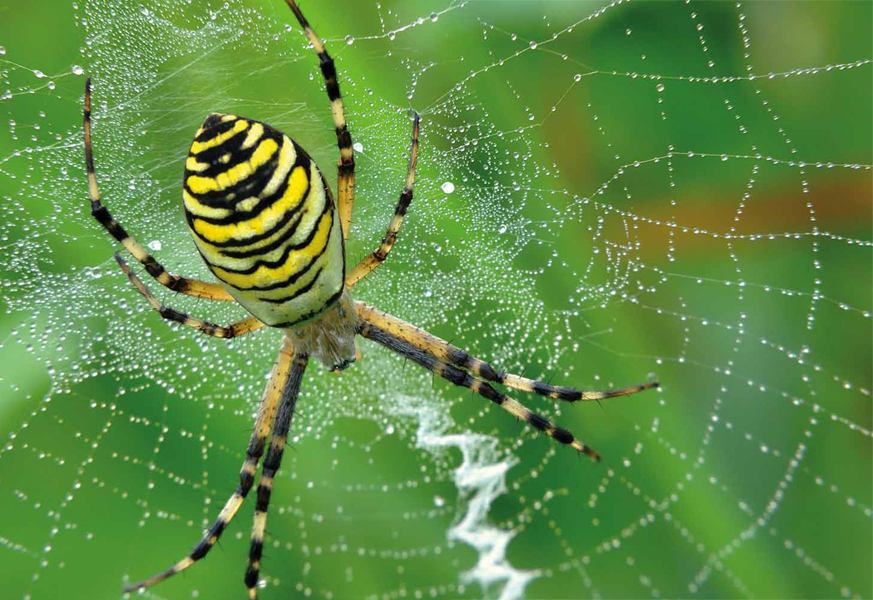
[0,1,871,600]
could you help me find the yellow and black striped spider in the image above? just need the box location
[83,1,658,597]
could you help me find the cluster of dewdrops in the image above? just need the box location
[1,0,871,599]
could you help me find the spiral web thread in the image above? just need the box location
[0,1,870,599]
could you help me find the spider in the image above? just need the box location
[83,1,658,597]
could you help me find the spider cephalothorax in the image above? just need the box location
[82,1,658,597]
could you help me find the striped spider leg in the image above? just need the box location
[346,114,420,288]
[284,0,355,239]
[355,303,658,405]
[114,252,266,338]
[243,353,308,599]
[82,0,660,595]
[123,338,307,594]
[356,304,659,461]
[84,78,234,302]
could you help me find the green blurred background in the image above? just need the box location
[1,1,871,599]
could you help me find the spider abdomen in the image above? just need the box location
[183,113,345,328]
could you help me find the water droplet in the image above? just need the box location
[430,12,439,22]
[71,65,84,76]
[441,181,455,194]
[529,41,538,50]
[0,46,6,56]
[353,142,363,153]
[345,35,354,45]
[656,83,665,92]
[148,240,162,252]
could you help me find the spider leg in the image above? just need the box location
[83,78,234,301]
[355,301,659,402]
[115,253,265,339]
[245,352,308,600]
[284,0,355,240]
[345,115,420,288]
[357,320,601,461]
[124,337,297,593]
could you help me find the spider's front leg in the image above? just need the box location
[245,353,309,600]
[356,302,658,402]
[125,337,299,593]
[356,304,659,460]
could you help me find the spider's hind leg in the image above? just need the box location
[345,114,420,288]
[82,78,235,302]
[283,0,356,239]
[115,253,265,338]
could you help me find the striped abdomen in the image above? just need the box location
[183,113,345,328]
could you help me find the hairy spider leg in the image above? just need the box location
[124,338,297,592]
[358,320,602,461]
[284,0,355,239]
[84,78,235,301]
[356,301,659,401]
[116,253,266,339]
[346,114,420,288]
[245,353,309,600]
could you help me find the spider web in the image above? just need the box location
[1,1,871,599]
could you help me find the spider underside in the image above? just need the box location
[82,1,659,598]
